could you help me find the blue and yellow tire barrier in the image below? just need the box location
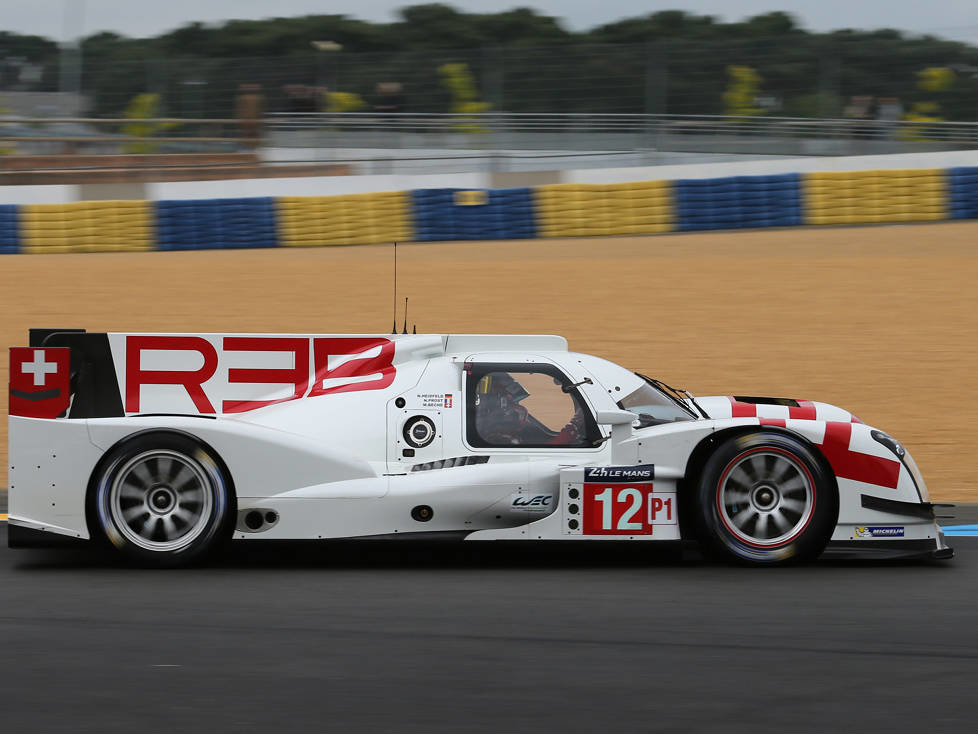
[412,187,535,241]
[677,174,801,231]
[277,191,413,247]
[949,167,978,219]
[156,197,278,251]
[1,168,978,254]
[805,169,947,225]
[0,204,18,254]
[534,181,674,237]
[20,201,154,254]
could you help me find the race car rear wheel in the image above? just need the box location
[90,432,234,567]
[695,431,836,565]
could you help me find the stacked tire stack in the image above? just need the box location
[804,169,947,225]
[949,167,978,220]
[155,197,278,251]
[0,204,18,254]
[676,174,802,232]
[410,188,536,242]
[276,191,413,247]
[533,181,674,238]
[21,201,154,254]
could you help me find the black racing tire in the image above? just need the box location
[694,431,837,565]
[89,431,235,568]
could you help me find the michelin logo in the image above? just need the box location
[584,465,655,482]
[855,526,905,538]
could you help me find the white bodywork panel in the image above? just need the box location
[7,332,941,549]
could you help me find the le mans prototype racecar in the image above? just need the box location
[7,329,951,566]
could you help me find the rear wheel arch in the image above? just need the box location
[85,428,237,566]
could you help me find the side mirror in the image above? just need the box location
[595,409,638,426]
[594,409,637,462]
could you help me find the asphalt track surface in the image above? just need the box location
[1,523,976,734]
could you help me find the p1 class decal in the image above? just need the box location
[649,492,677,526]
[582,482,653,535]
[583,465,655,482]
[9,347,71,418]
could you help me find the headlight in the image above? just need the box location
[871,429,906,458]
[871,430,930,502]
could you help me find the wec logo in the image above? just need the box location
[512,494,552,509]
[124,335,396,414]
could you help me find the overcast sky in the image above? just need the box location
[5,0,978,44]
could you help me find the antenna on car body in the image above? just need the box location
[391,241,419,335]
[391,241,398,334]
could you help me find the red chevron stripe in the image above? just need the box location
[819,422,900,489]
[728,396,756,417]
[788,400,817,420]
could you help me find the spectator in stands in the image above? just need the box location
[235,83,265,150]
[374,82,404,113]
[283,84,324,113]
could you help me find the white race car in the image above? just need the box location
[7,329,952,566]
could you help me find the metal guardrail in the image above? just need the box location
[265,112,978,143]
[1,113,976,178]
[2,113,977,147]
[0,118,245,155]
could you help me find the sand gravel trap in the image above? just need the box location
[2,221,976,500]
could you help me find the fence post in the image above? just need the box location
[818,40,841,118]
[483,46,504,112]
[645,42,667,148]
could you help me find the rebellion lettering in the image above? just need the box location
[125,335,396,414]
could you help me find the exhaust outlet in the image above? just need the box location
[237,508,280,533]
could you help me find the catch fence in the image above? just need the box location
[3,38,978,121]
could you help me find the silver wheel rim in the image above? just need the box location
[717,449,815,547]
[108,450,214,552]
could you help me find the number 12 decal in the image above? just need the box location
[583,483,654,535]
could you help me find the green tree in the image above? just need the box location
[4,5,978,120]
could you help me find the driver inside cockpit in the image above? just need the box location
[474,372,588,446]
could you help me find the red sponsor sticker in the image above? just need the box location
[582,482,653,535]
[9,347,71,418]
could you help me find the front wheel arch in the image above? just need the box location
[679,427,838,556]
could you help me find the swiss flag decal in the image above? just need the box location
[9,347,71,418]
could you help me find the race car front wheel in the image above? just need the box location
[90,432,234,567]
[695,431,837,565]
